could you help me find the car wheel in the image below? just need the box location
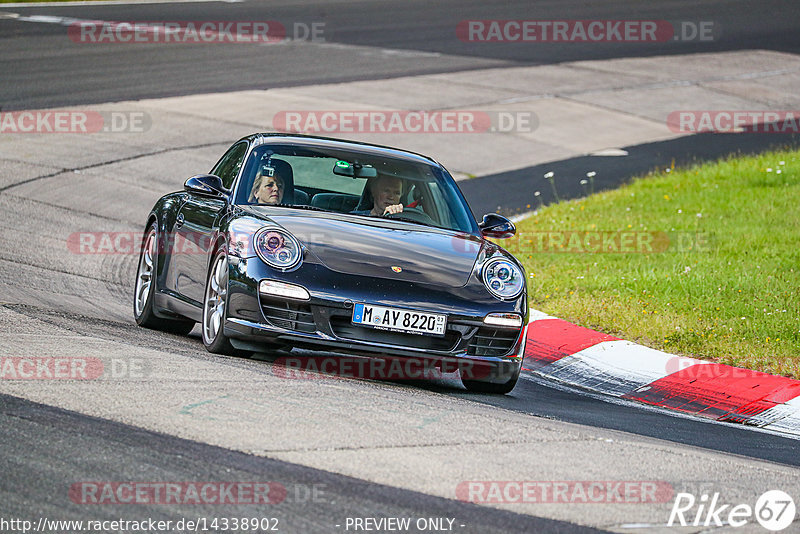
[134,224,196,335]
[202,249,248,356]
[461,363,521,394]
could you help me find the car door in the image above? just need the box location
[169,141,248,307]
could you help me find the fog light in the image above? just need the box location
[483,313,523,328]
[259,280,310,300]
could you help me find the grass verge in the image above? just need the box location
[508,148,799,378]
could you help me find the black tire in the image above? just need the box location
[201,249,249,356]
[134,223,196,336]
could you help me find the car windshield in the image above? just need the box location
[235,143,479,233]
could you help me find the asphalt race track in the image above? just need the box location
[1,393,601,534]
[1,1,799,533]
[2,0,800,110]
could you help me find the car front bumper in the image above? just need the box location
[224,255,527,382]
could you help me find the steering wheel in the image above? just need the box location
[384,207,436,226]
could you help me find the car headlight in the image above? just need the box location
[482,257,524,300]
[254,227,303,270]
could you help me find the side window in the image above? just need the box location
[426,182,452,228]
[211,142,248,190]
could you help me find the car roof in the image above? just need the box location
[242,133,441,167]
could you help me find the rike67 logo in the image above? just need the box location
[668,490,796,531]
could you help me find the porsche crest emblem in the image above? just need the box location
[391,266,402,273]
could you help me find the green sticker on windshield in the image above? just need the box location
[336,160,350,169]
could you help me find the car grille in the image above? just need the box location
[466,327,520,357]
[329,316,459,351]
[256,298,519,357]
[260,297,316,333]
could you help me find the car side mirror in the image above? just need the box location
[479,213,516,239]
[184,174,229,198]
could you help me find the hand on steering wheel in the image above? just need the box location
[382,204,404,216]
[383,207,436,226]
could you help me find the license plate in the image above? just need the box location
[352,303,446,337]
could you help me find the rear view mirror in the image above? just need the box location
[333,160,377,178]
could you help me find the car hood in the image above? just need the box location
[243,208,485,287]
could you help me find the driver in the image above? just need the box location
[353,175,404,216]
[250,166,285,205]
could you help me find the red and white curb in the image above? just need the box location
[522,311,800,437]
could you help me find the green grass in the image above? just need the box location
[508,148,800,378]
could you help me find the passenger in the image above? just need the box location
[250,166,285,205]
[353,175,404,216]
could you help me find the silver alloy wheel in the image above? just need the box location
[203,254,228,343]
[134,229,155,317]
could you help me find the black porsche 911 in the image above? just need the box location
[134,134,528,393]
